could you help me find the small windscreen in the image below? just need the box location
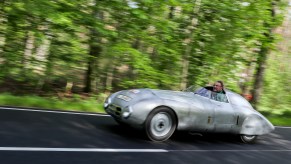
[194,87,228,103]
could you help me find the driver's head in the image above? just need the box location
[213,81,224,92]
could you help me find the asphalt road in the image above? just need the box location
[0,106,291,164]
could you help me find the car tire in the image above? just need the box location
[145,107,177,142]
[240,135,257,143]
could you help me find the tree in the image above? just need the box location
[251,0,283,109]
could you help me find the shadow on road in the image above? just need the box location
[100,121,244,145]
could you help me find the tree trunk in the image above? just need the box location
[83,41,101,93]
[35,27,51,75]
[105,64,115,94]
[251,1,276,109]
[180,46,190,90]
[84,58,93,93]
[83,4,103,93]
[179,0,201,90]
[251,46,269,109]
[0,1,7,58]
[23,30,34,71]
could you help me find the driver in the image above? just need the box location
[212,81,227,102]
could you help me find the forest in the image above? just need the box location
[0,0,290,124]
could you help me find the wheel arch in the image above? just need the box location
[147,105,179,127]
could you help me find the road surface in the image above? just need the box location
[0,106,290,164]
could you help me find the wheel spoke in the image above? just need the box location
[145,108,176,142]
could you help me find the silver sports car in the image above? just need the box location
[104,86,274,143]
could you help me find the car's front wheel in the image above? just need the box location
[145,107,177,142]
[240,135,257,143]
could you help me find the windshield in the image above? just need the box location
[183,86,195,92]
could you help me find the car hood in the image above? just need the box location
[150,89,196,103]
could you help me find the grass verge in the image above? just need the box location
[266,116,291,127]
[0,93,105,113]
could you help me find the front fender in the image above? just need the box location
[127,99,163,127]
[240,114,274,135]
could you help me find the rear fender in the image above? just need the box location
[240,114,274,135]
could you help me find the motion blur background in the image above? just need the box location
[0,0,290,125]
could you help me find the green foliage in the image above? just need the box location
[259,51,291,115]
[0,0,289,120]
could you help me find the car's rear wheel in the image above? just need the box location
[145,107,177,142]
[240,135,257,143]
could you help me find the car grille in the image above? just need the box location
[108,104,122,117]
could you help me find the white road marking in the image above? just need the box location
[0,107,109,117]
[168,149,291,152]
[0,147,168,152]
[0,147,290,153]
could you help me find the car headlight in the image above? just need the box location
[122,106,132,119]
[104,97,111,108]
[117,94,132,102]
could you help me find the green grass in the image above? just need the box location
[258,106,291,126]
[266,116,291,127]
[0,93,105,113]
[0,93,290,127]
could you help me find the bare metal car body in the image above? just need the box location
[104,86,274,143]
